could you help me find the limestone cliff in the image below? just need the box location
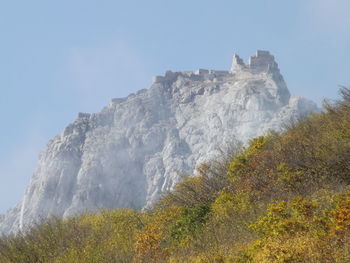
[0,51,318,235]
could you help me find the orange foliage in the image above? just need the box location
[134,225,168,263]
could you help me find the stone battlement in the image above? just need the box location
[231,50,280,74]
[152,68,230,84]
[151,50,279,85]
[152,70,182,84]
[77,112,91,119]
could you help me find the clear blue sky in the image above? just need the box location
[0,0,349,213]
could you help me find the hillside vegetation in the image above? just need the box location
[1,88,350,263]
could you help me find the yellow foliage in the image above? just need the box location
[134,225,168,263]
[212,191,253,220]
[250,235,334,263]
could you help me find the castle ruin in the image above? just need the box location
[231,50,280,74]
[152,50,280,84]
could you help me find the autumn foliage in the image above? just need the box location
[1,88,350,262]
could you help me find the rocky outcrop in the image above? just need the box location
[0,51,318,235]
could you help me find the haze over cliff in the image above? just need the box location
[0,51,318,235]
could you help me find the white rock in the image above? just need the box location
[0,51,318,235]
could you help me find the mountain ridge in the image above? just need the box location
[0,50,318,235]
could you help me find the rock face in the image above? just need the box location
[0,51,318,235]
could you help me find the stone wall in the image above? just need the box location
[231,50,280,74]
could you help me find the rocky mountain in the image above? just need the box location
[0,51,318,235]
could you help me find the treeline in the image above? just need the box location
[1,89,350,262]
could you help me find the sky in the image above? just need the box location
[0,0,349,214]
